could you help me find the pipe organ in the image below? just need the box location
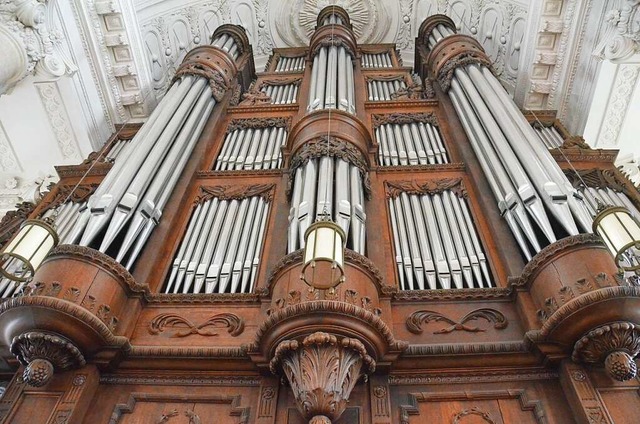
[3,7,640,424]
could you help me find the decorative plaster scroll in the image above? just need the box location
[195,184,275,204]
[288,135,371,199]
[148,312,245,337]
[372,113,438,129]
[384,178,466,199]
[593,0,640,61]
[0,123,21,172]
[600,64,640,147]
[226,117,291,133]
[405,308,508,335]
[35,82,81,160]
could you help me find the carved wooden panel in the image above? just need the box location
[110,393,250,424]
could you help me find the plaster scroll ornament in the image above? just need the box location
[0,0,76,95]
[593,0,640,62]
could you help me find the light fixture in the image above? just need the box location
[593,200,640,272]
[0,218,59,282]
[301,213,346,290]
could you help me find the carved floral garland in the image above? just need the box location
[372,113,438,129]
[194,184,275,204]
[384,178,467,199]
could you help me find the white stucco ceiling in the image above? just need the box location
[0,0,638,215]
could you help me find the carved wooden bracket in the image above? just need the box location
[238,89,272,106]
[384,178,466,199]
[572,322,640,381]
[405,308,508,335]
[148,313,244,337]
[269,332,375,423]
[39,183,99,214]
[194,184,275,204]
[10,331,86,387]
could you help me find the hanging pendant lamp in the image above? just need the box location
[301,213,346,290]
[593,200,640,272]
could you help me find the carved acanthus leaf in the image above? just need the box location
[406,308,508,334]
[384,178,466,199]
[195,184,275,204]
[148,313,244,337]
[173,64,230,101]
[436,52,494,92]
[227,117,291,133]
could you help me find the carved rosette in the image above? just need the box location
[426,35,493,92]
[10,331,86,387]
[572,322,640,381]
[270,332,375,423]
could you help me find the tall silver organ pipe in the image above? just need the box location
[388,189,492,290]
[66,31,243,268]
[307,45,355,114]
[425,23,594,258]
[287,156,366,255]
[533,124,564,149]
[166,195,270,294]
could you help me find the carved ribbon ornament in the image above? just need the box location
[406,308,508,334]
[148,313,245,337]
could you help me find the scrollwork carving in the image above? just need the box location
[385,178,466,199]
[174,63,230,102]
[372,113,438,129]
[436,52,494,92]
[238,89,272,106]
[406,308,508,335]
[452,407,496,424]
[148,313,244,337]
[195,184,275,204]
[227,117,291,133]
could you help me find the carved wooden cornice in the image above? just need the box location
[417,14,456,45]
[197,169,283,178]
[288,135,371,199]
[403,341,527,356]
[392,287,512,302]
[194,184,275,204]
[388,370,558,385]
[372,112,438,129]
[226,117,291,133]
[100,374,261,386]
[55,163,112,178]
[373,163,465,173]
[47,245,148,294]
[510,234,605,288]
[364,99,439,108]
[384,178,466,199]
[427,34,494,92]
[127,345,247,359]
[145,292,263,304]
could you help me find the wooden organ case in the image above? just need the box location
[1,8,640,424]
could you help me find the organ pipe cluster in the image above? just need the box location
[274,56,305,73]
[426,22,594,260]
[367,78,407,101]
[307,45,355,113]
[215,126,287,170]
[361,52,393,69]
[375,121,448,166]
[389,190,492,290]
[166,196,269,294]
[288,157,366,255]
[260,83,299,105]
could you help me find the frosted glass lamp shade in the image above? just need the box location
[301,219,346,290]
[593,205,640,271]
[0,219,59,282]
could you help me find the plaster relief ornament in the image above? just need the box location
[273,0,391,48]
[0,0,76,95]
[594,0,640,62]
